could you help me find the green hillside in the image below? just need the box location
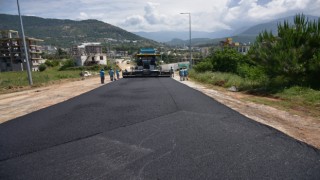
[0,14,157,48]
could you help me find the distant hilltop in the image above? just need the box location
[134,15,319,46]
[0,14,158,48]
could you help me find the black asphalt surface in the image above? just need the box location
[1,78,320,179]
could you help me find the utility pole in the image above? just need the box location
[17,0,33,85]
[180,12,192,69]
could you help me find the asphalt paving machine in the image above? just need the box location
[122,48,170,78]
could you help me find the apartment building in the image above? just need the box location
[0,30,45,72]
[72,42,107,66]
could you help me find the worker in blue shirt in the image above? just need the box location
[183,67,189,80]
[109,68,114,81]
[116,69,120,80]
[100,69,105,84]
[179,68,184,81]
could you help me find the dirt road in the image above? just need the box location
[1,63,319,149]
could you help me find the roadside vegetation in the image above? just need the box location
[0,66,80,93]
[0,57,114,94]
[191,14,320,117]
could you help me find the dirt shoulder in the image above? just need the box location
[1,72,319,149]
[0,76,106,124]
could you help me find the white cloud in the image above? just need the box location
[79,12,89,20]
[1,0,320,32]
[220,0,320,29]
[124,15,145,26]
[143,2,164,25]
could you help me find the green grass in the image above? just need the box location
[0,67,88,93]
[189,70,320,118]
[246,86,320,118]
[189,70,265,90]
[276,86,320,105]
[274,86,320,113]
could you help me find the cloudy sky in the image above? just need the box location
[1,0,320,32]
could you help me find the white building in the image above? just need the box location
[72,42,107,66]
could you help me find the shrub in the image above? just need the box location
[237,64,269,83]
[59,59,76,70]
[38,64,47,72]
[45,60,60,67]
[194,61,213,72]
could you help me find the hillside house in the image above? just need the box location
[0,30,46,72]
[72,43,107,66]
[220,38,251,54]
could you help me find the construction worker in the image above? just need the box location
[109,68,114,81]
[116,69,120,80]
[184,67,189,80]
[170,67,174,78]
[100,69,105,84]
[179,68,183,81]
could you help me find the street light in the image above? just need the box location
[180,12,192,69]
[17,0,33,85]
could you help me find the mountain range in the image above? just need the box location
[133,30,235,43]
[0,14,158,48]
[134,15,319,46]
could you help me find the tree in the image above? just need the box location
[55,48,71,59]
[249,14,320,88]
[161,53,176,64]
[208,48,244,73]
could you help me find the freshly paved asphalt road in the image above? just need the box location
[1,78,319,179]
